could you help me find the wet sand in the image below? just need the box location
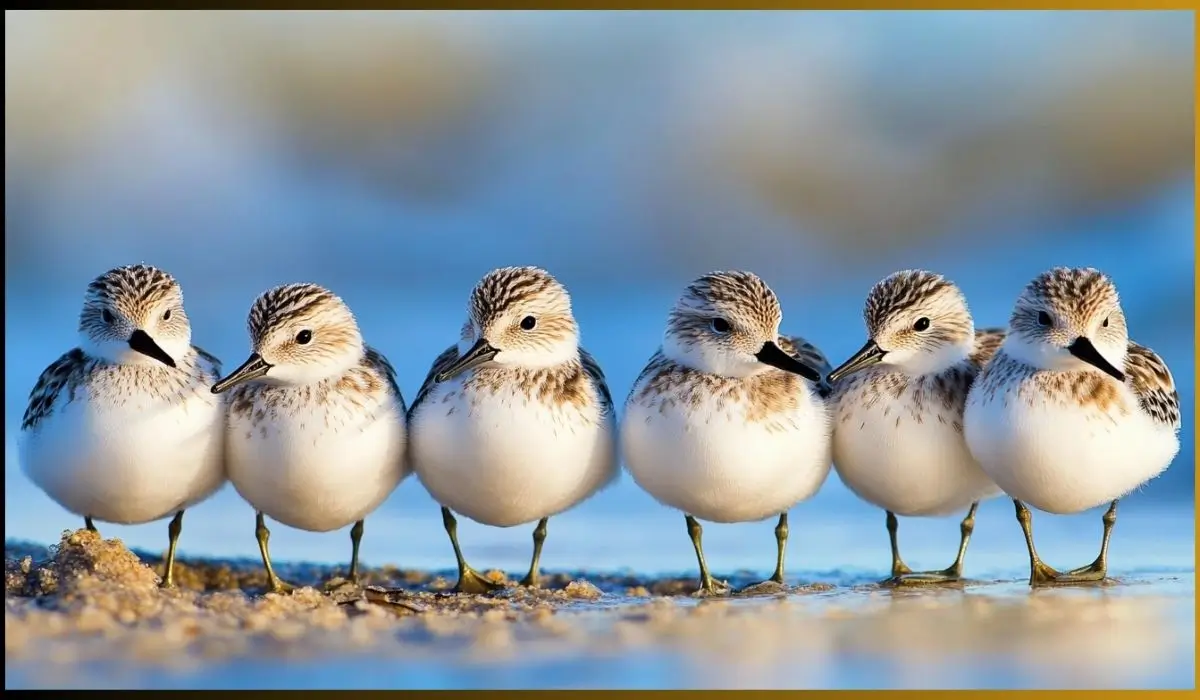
[4,530,1194,689]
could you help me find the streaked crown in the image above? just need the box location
[81,264,187,336]
[79,264,192,365]
[1012,267,1123,335]
[246,283,364,383]
[865,270,974,366]
[1008,267,1128,370]
[664,270,787,377]
[461,266,579,367]
[669,271,782,336]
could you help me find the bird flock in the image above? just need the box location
[17,264,1181,595]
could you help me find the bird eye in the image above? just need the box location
[1102,316,1109,328]
[162,309,172,321]
[520,316,537,331]
[101,309,115,324]
[296,330,313,345]
[711,318,731,334]
[1037,311,1053,327]
[913,317,930,332]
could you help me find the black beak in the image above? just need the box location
[827,339,887,384]
[1068,337,1125,382]
[755,341,822,382]
[128,329,176,368]
[434,339,499,382]
[211,353,273,394]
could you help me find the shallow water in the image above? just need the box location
[4,500,1196,690]
[6,571,1194,690]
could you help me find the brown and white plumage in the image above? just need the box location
[831,327,1006,436]
[18,264,227,539]
[622,270,832,525]
[213,282,408,534]
[970,327,1006,369]
[965,267,1181,515]
[828,270,1004,518]
[628,333,828,431]
[407,266,619,529]
[22,345,222,433]
[409,345,612,424]
[1125,340,1181,429]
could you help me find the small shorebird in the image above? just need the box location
[827,270,1005,585]
[212,283,408,593]
[621,271,832,595]
[19,264,226,588]
[407,266,618,594]
[964,267,1181,586]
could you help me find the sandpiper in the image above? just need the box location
[621,270,832,595]
[964,267,1180,585]
[407,266,619,593]
[212,283,408,593]
[827,270,1005,584]
[19,264,226,588]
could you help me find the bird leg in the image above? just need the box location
[160,510,184,589]
[884,503,978,586]
[255,511,295,594]
[347,519,365,584]
[442,506,503,594]
[519,517,549,588]
[687,515,730,596]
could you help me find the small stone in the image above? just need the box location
[564,580,602,600]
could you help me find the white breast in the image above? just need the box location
[20,381,226,525]
[831,377,1000,517]
[226,391,408,532]
[964,379,1178,514]
[621,389,832,524]
[408,379,619,528]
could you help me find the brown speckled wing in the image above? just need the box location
[579,348,614,418]
[192,345,223,382]
[928,327,1005,414]
[969,327,1007,370]
[364,345,407,414]
[1125,341,1180,430]
[625,350,672,406]
[22,348,90,432]
[779,334,832,398]
[407,344,460,419]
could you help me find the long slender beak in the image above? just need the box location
[1068,337,1125,382]
[211,353,273,394]
[128,329,176,368]
[755,341,822,382]
[827,339,886,384]
[435,339,498,382]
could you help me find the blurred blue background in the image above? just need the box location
[4,11,1195,581]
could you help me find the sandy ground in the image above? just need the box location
[5,530,1195,689]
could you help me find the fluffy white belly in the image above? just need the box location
[964,388,1178,514]
[20,389,226,525]
[409,387,618,528]
[832,399,999,517]
[227,405,408,532]
[621,398,831,524]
